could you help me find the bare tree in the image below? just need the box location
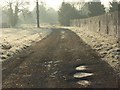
[36,0,40,28]
[3,0,30,27]
[65,0,85,10]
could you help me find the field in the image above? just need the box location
[0,27,52,61]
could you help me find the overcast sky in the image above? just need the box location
[27,0,114,11]
[0,0,119,11]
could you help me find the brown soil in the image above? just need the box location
[2,28,119,88]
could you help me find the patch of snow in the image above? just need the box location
[77,80,91,87]
[0,28,52,61]
[67,26,119,72]
[74,72,94,78]
[76,66,88,71]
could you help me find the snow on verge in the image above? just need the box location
[66,27,119,73]
[0,28,52,61]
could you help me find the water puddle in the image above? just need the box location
[73,72,94,78]
[61,35,65,39]
[61,31,65,39]
[61,31,65,34]
[76,66,88,71]
[77,80,91,87]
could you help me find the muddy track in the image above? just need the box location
[2,28,118,88]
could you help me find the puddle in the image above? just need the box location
[74,72,94,78]
[61,35,65,39]
[76,66,88,71]
[61,31,65,39]
[61,31,65,34]
[77,80,91,87]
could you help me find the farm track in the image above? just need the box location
[2,28,118,88]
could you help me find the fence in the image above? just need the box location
[71,11,119,38]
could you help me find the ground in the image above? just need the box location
[64,26,119,73]
[2,28,119,88]
[0,27,52,61]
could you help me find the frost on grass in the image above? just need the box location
[67,27,119,72]
[0,28,52,61]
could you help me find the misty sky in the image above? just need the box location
[0,0,119,11]
[28,0,114,11]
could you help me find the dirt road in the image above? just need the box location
[2,28,118,88]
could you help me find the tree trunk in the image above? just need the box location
[9,3,14,27]
[14,3,19,26]
[36,0,40,28]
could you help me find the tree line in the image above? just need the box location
[2,1,58,28]
[58,0,119,26]
[1,0,119,27]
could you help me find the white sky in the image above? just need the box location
[0,0,119,11]
[28,0,63,11]
[29,0,114,11]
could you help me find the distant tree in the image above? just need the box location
[80,3,91,18]
[46,8,58,24]
[3,0,30,27]
[14,3,19,26]
[32,4,46,23]
[32,3,58,24]
[8,2,14,27]
[87,2,105,17]
[109,0,119,12]
[1,8,10,27]
[58,2,80,26]
[19,9,35,24]
[38,4,47,23]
